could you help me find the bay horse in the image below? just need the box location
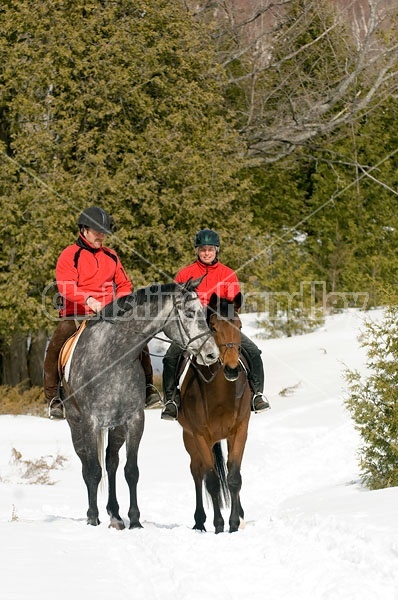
[177,292,251,533]
[61,278,219,529]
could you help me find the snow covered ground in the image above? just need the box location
[1,308,398,600]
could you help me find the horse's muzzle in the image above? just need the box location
[223,364,241,382]
[197,350,219,366]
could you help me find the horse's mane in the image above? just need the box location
[108,282,179,317]
[85,281,184,326]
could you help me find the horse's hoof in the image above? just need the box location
[109,518,126,530]
[193,524,206,532]
[87,517,100,526]
[215,526,224,534]
[129,521,143,530]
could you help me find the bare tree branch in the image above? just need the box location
[190,0,398,164]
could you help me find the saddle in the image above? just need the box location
[58,320,87,379]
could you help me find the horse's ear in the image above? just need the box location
[185,275,205,291]
[208,292,218,309]
[233,292,243,311]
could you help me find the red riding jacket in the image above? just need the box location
[175,259,240,306]
[56,234,132,317]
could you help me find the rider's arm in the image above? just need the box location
[55,246,91,307]
[113,254,133,298]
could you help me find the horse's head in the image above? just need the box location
[207,292,243,382]
[163,278,219,366]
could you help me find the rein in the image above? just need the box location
[190,358,223,383]
[115,293,213,357]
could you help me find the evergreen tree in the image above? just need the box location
[206,0,398,307]
[345,306,398,489]
[0,0,253,344]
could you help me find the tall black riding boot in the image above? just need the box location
[161,343,182,421]
[241,334,271,413]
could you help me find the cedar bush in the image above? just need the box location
[345,306,398,489]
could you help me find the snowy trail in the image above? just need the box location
[1,310,398,600]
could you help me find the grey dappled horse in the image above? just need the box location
[62,279,219,529]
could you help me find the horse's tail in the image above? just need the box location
[213,442,230,508]
[97,428,108,494]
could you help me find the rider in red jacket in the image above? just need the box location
[175,257,240,306]
[161,228,270,420]
[56,235,132,317]
[44,206,160,419]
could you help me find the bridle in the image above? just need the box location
[169,293,214,359]
[189,311,242,383]
[218,341,241,351]
[99,290,213,359]
[209,312,242,354]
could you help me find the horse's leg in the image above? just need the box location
[106,426,127,530]
[183,432,207,532]
[187,432,225,533]
[124,413,145,529]
[226,423,248,533]
[204,464,225,534]
[69,420,102,525]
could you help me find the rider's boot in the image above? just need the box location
[252,392,271,413]
[47,383,66,420]
[145,384,162,408]
[240,336,271,414]
[161,388,181,421]
[139,347,162,408]
[161,343,183,421]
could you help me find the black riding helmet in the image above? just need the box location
[194,229,220,248]
[78,206,112,234]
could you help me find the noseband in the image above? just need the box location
[218,341,241,350]
[210,312,241,356]
[171,294,213,357]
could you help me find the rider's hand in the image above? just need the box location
[86,296,103,313]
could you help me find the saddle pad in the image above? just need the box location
[58,320,87,381]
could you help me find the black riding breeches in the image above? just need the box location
[240,332,264,394]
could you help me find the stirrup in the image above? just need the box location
[48,397,66,420]
[161,400,178,421]
[145,384,162,409]
[252,392,271,414]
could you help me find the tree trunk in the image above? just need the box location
[28,329,49,387]
[0,330,49,389]
[1,334,30,388]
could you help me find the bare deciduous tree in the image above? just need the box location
[189,0,398,164]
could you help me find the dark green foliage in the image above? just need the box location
[246,100,398,308]
[218,0,398,308]
[258,307,324,339]
[345,306,398,489]
[1,0,398,387]
[0,0,253,340]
